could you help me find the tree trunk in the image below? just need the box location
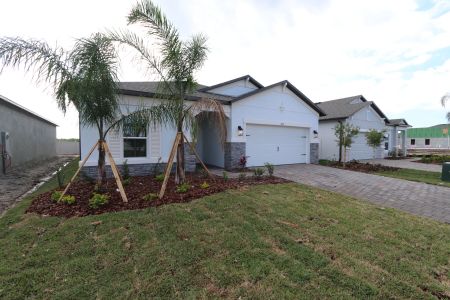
[97,140,107,190]
[343,146,347,168]
[175,132,186,184]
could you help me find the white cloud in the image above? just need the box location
[0,0,449,138]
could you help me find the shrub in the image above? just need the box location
[155,174,165,182]
[51,191,62,202]
[142,193,158,201]
[253,168,265,178]
[122,159,130,180]
[239,155,248,169]
[238,173,247,181]
[123,178,131,186]
[200,182,210,189]
[176,183,190,193]
[222,171,229,181]
[89,193,110,209]
[56,168,65,189]
[60,195,76,205]
[264,162,274,176]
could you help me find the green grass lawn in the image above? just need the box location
[374,168,450,188]
[1,160,450,299]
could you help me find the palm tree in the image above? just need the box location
[109,0,227,184]
[0,34,123,189]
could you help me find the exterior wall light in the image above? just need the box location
[313,130,318,138]
[238,125,244,136]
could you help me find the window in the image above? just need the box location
[425,139,430,146]
[410,139,415,145]
[384,142,389,150]
[123,121,147,158]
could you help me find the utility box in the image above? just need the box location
[442,162,450,182]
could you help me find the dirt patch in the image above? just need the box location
[26,174,289,218]
[0,156,74,215]
[322,161,399,173]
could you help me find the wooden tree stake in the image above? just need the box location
[183,134,212,178]
[103,142,128,203]
[59,141,99,201]
[159,132,181,199]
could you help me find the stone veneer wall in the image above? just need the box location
[82,143,197,178]
[310,143,319,164]
[224,142,245,170]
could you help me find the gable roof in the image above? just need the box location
[117,78,325,116]
[230,80,326,116]
[0,94,57,126]
[386,118,411,127]
[197,75,264,92]
[316,95,388,121]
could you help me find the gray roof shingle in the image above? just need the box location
[316,95,388,121]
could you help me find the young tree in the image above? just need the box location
[109,0,226,184]
[0,34,124,189]
[441,94,450,122]
[334,122,359,167]
[365,129,385,158]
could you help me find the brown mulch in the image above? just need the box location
[324,161,399,173]
[26,174,289,218]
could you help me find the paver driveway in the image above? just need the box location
[275,164,450,223]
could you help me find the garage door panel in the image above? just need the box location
[246,124,308,166]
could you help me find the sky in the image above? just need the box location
[0,0,449,138]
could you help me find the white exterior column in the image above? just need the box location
[401,129,407,156]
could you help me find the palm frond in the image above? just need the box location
[186,98,228,147]
[0,37,72,111]
[127,0,181,61]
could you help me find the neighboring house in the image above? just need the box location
[316,95,389,161]
[407,124,450,149]
[386,119,411,156]
[0,94,57,174]
[80,75,325,177]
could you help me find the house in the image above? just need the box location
[407,124,450,149]
[0,94,57,174]
[316,95,389,161]
[80,75,325,177]
[386,119,411,156]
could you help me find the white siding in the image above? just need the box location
[230,84,320,164]
[208,78,259,96]
[319,105,387,160]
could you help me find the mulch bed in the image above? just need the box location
[324,161,399,173]
[26,174,289,218]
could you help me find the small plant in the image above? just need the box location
[200,182,210,189]
[253,167,265,178]
[238,173,247,181]
[222,171,229,181]
[56,168,65,189]
[89,193,110,209]
[60,195,76,205]
[176,183,190,193]
[264,162,274,176]
[122,159,130,180]
[155,174,165,182]
[239,155,248,169]
[123,178,131,186]
[51,191,62,202]
[142,193,158,201]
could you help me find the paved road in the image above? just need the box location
[0,156,74,215]
[362,158,442,172]
[275,164,450,223]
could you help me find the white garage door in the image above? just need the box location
[348,133,372,161]
[246,124,309,167]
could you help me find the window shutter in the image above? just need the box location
[107,128,122,159]
[149,124,161,158]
